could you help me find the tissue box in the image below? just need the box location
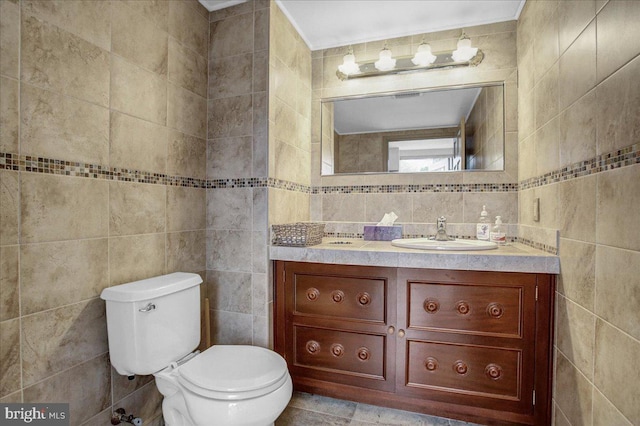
[363,225,402,241]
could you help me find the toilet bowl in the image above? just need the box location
[100,272,292,426]
[155,345,292,426]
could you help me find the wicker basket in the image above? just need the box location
[271,222,325,246]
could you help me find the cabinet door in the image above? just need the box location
[395,269,537,417]
[276,262,396,392]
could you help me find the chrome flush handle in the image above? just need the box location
[139,303,156,312]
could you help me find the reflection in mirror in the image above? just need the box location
[321,83,505,175]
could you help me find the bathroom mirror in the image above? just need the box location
[320,83,505,175]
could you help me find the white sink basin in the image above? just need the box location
[391,238,498,251]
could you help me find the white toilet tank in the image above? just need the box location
[101,272,203,376]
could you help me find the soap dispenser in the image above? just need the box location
[476,205,490,240]
[490,216,506,245]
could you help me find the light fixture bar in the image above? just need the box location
[336,49,484,81]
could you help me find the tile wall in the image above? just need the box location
[206,0,272,348]
[310,21,521,239]
[0,0,209,424]
[517,0,639,424]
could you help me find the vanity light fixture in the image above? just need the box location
[337,47,361,76]
[336,33,483,81]
[452,31,478,62]
[411,40,437,66]
[374,44,396,71]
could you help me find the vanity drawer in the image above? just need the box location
[292,325,386,380]
[404,340,524,401]
[293,272,386,323]
[408,282,524,337]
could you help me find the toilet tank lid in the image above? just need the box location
[101,272,202,302]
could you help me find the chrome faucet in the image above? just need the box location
[434,216,452,241]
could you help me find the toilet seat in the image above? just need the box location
[176,345,289,400]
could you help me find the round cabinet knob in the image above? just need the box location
[425,357,439,372]
[485,364,503,380]
[357,347,370,361]
[387,326,395,335]
[357,292,371,306]
[487,303,504,319]
[398,329,406,338]
[306,288,320,301]
[423,299,440,313]
[306,340,320,355]
[330,343,344,357]
[453,361,468,375]
[331,290,345,303]
[456,301,470,315]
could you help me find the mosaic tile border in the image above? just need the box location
[519,143,640,190]
[315,183,519,194]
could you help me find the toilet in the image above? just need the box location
[100,272,292,426]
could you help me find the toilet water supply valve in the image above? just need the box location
[111,408,143,426]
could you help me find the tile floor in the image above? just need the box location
[275,392,481,426]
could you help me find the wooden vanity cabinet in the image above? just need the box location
[274,261,555,426]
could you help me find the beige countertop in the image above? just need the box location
[270,238,559,274]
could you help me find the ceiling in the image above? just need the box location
[199,0,525,50]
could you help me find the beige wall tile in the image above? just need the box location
[21,298,107,386]
[110,111,168,173]
[167,83,207,139]
[411,193,464,224]
[207,187,252,230]
[21,83,109,164]
[210,310,253,345]
[209,0,253,22]
[0,76,19,152]
[206,136,253,179]
[594,319,640,424]
[254,7,269,52]
[20,239,109,315]
[112,3,168,76]
[253,49,269,93]
[168,38,208,98]
[23,354,110,425]
[592,389,633,426]
[252,231,267,273]
[21,0,111,51]
[209,11,253,59]
[535,117,560,176]
[0,171,19,245]
[109,181,166,236]
[0,0,20,78]
[111,367,153,404]
[554,350,593,425]
[206,270,252,314]
[0,246,19,322]
[166,230,206,273]
[557,175,596,243]
[596,0,640,82]
[169,0,209,57]
[208,53,253,99]
[558,238,595,310]
[111,55,167,126]
[253,187,268,230]
[208,95,253,138]
[206,230,252,272]
[595,245,640,340]
[559,91,596,166]
[532,0,559,82]
[596,56,640,154]
[558,0,596,55]
[596,165,640,251]
[556,295,595,380]
[0,390,22,403]
[121,0,169,32]
[463,192,519,225]
[167,130,206,179]
[20,174,108,243]
[534,63,559,130]
[321,193,365,222]
[109,233,166,286]
[167,186,206,231]
[21,15,110,107]
[558,21,596,111]
[0,318,21,397]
